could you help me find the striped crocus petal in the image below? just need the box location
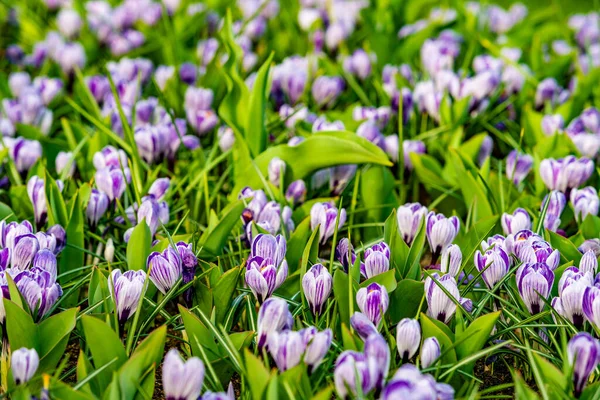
[583,286,600,328]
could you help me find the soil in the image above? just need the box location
[474,355,515,397]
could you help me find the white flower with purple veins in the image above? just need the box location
[343,49,372,80]
[554,266,593,328]
[396,318,421,362]
[356,120,385,149]
[580,250,598,276]
[425,273,460,324]
[57,42,86,75]
[475,246,511,289]
[162,349,205,400]
[364,333,391,392]
[356,283,389,327]
[541,114,564,136]
[334,351,374,398]
[535,78,569,109]
[396,202,427,245]
[6,137,42,173]
[108,269,146,324]
[426,211,460,258]
[381,364,451,400]
[516,262,554,314]
[86,189,110,227]
[362,242,391,279]
[268,330,306,372]
[542,190,566,232]
[440,244,462,277]
[310,202,346,244]
[57,9,82,38]
[256,297,293,349]
[245,234,288,303]
[8,72,31,97]
[567,333,600,397]
[11,348,39,385]
[501,208,531,235]
[311,76,345,108]
[420,337,441,368]
[519,240,560,270]
[571,187,599,222]
[302,263,332,315]
[93,146,128,170]
[148,247,182,295]
[184,87,218,135]
[311,116,345,132]
[268,157,286,186]
[329,165,356,196]
[506,150,533,186]
[95,167,131,202]
[402,140,426,170]
[301,327,333,371]
[27,176,48,226]
[14,265,62,319]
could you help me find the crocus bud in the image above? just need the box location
[104,238,115,263]
[581,250,598,276]
[256,297,293,348]
[302,263,332,315]
[506,150,533,186]
[148,248,182,295]
[86,189,110,227]
[567,332,600,397]
[154,66,175,91]
[95,167,130,201]
[356,283,389,327]
[501,208,531,235]
[397,202,427,245]
[138,197,161,235]
[357,120,385,149]
[268,157,286,186]
[541,114,564,136]
[571,187,599,223]
[57,9,82,38]
[556,267,593,328]
[108,269,146,324]
[365,333,391,392]
[381,364,442,399]
[425,273,460,324]
[329,165,356,195]
[55,151,75,178]
[11,348,39,385]
[520,240,560,270]
[396,318,421,362]
[350,312,378,340]
[268,330,306,371]
[343,49,372,80]
[334,351,373,398]
[362,242,390,279]
[27,176,47,226]
[402,140,426,170]
[46,224,66,253]
[335,238,356,272]
[312,76,344,108]
[426,212,460,258]
[540,156,594,193]
[148,178,170,201]
[93,146,128,170]
[584,286,600,328]
[179,63,197,85]
[542,190,566,232]
[9,137,42,173]
[310,202,347,244]
[57,42,86,75]
[12,234,40,271]
[516,262,555,314]
[162,349,205,400]
[217,125,235,152]
[580,239,600,258]
[474,247,510,289]
[9,72,30,97]
[245,256,288,303]
[285,180,307,205]
[420,337,441,368]
[33,249,57,277]
[301,327,332,371]
[35,232,56,254]
[478,135,493,166]
[440,244,462,277]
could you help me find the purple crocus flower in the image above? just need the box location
[362,242,391,279]
[268,157,286,187]
[555,267,593,328]
[148,247,182,295]
[580,250,598,276]
[357,121,385,149]
[179,63,197,85]
[9,137,42,174]
[285,180,307,205]
[440,244,462,277]
[311,76,344,108]
[356,283,389,327]
[27,176,47,226]
[520,240,560,270]
[95,167,131,202]
[301,327,333,371]
[256,297,293,349]
[542,190,566,232]
[335,238,356,272]
[501,208,531,235]
[541,114,564,136]
[57,42,86,75]
[14,268,62,319]
[506,150,533,186]
[302,263,332,315]
[475,247,511,289]
[329,165,356,195]
[402,140,427,170]
[162,349,205,400]
[86,189,110,227]
[426,212,460,259]
[11,348,39,385]
[516,262,555,314]
[397,202,427,245]
[268,330,306,371]
[310,202,346,244]
[46,225,66,253]
[567,333,600,397]
[425,273,460,324]
[334,351,373,398]
[245,256,288,303]
[396,318,421,362]
[11,234,40,271]
[535,78,568,109]
[184,87,218,135]
[540,156,594,193]
[350,312,378,341]
[364,333,391,392]
[420,337,441,368]
[584,286,600,329]
[93,146,128,170]
[381,364,444,399]
[580,239,600,258]
[343,49,372,80]
[108,269,146,324]
[57,9,82,39]
[571,187,599,222]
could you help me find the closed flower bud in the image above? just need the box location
[55,151,75,178]
[541,114,564,136]
[356,283,389,327]
[501,208,531,235]
[420,337,441,368]
[285,179,307,205]
[179,63,197,85]
[507,150,533,186]
[268,330,306,371]
[343,49,372,80]
[154,66,175,91]
[397,202,427,245]
[362,242,390,279]
[93,146,128,170]
[256,297,293,349]
[540,156,594,193]
[335,238,356,272]
[310,202,346,245]
[311,76,344,108]
[11,348,39,385]
[474,247,510,289]
[57,9,82,39]
[301,327,332,371]
[571,187,599,222]
[302,263,332,315]
[365,333,391,392]
[12,234,39,271]
[557,267,593,328]
[148,178,170,201]
[138,197,161,235]
[148,248,182,295]
[440,244,462,277]
[426,212,460,258]
[425,273,460,324]
[350,312,378,341]
[95,167,130,201]
[14,269,62,318]
[104,238,115,263]
[108,269,146,324]
[268,157,286,186]
[46,224,66,253]
[86,189,109,227]
[32,249,57,278]
[516,262,555,314]
[162,349,205,400]
[580,239,600,258]
[334,351,373,398]
[217,125,235,152]
[581,250,598,276]
[27,176,47,226]
[568,333,600,397]
[329,165,356,195]
[396,318,421,362]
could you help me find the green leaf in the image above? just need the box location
[45,171,69,227]
[404,220,426,280]
[4,300,37,351]
[213,266,242,324]
[420,313,457,365]
[179,305,219,358]
[126,222,152,270]
[455,311,501,373]
[245,53,273,156]
[384,210,410,279]
[333,270,357,329]
[360,270,397,293]
[360,166,395,237]
[59,192,85,284]
[198,200,245,257]
[231,132,392,196]
[286,217,312,273]
[81,315,127,390]
[547,230,582,265]
[244,349,271,400]
[581,215,600,240]
[37,308,78,372]
[389,279,424,324]
[532,353,567,392]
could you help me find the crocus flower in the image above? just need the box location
[474,247,511,289]
[520,240,560,270]
[571,187,599,222]
[148,247,182,295]
[335,238,356,272]
[397,203,427,245]
[357,121,385,149]
[55,151,75,178]
[8,138,42,173]
[27,176,47,226]
[540,156,594,193]
[312,76,344,108]
[256,297,293,349]
[302,263,332,315]
[584,286,600,329]
[356,283,389,327]
[46,225,66,253]
[567,333,600,397]
[285,180,307,205]
[301,327,333,371]
[310,202,346,244]
[95,167,130,202]
[364,333,391,392]
[402,140,427,170]
[162,349,205,400]
[245,256,288,303]
[86,189,109,227]
[396,318,421,362]
[506,150,533,186]
[426,212,460,258]
[268,157,286,186]
[420,337,441,368]
[57,42,86,75]
[108,269,146,324]
[381,364,444,399]
[11,348,39,385]
[440,244,462,277]
[580,250,598,275]
[425,273,460,323]
[516,262,555,314]
[343,49,372,80]
[93,146,128,170]
[362,242,390,279]
[555,267,593,328]
[11,234,40,271]
[350,312,378,341]
[179,63,197,85]
[268,330,306,371]
[542,190,566,232]
[329,165,356,195]
[580,239,600,258]
[501,208,531,235]
[334,351,373,398]
[541,114,564,136]
[250,233,287,269]
[57,9,82,38]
